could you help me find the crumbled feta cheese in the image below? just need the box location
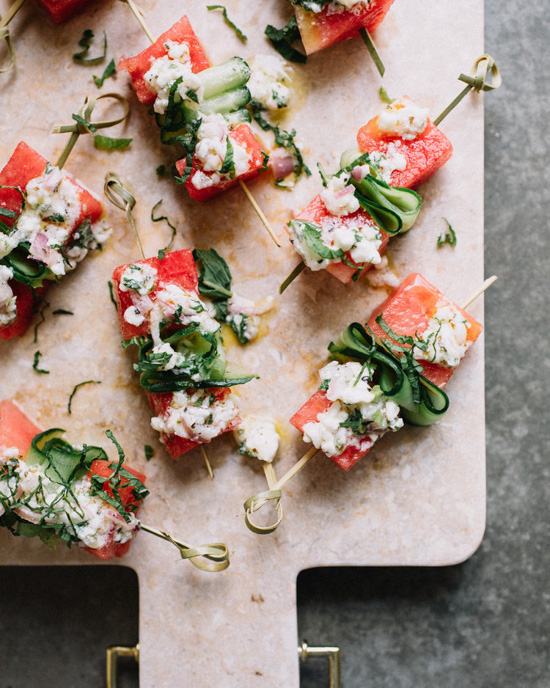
[368,142,407,183]
[0,166,83,277]
[124,306,145,327]
[413,305,472,368]
[302,361,403,457]
[234,416,280,463]
[289,214,382,272]
[119,263,158,295]
[249,54,292,111]
[144,40,204,115]
[151,389,240,442]
[0,265,16,328]
[377,97,429,141]
[294,0,368,12]
[0,454,139,550]
[225,294,274,343]
[321,173,360,216]
[194,114,251,178]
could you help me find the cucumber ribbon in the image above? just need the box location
[328,322,449,426]
[339,150,422,236]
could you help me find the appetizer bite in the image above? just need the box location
[289,0,396,55]
[290,273,483,470]
[118,16,266,203]
[0,142,108,340]
[0,400,147,560]
[111,249,257,460]
[355,95,453,189]
[283,151,421,288]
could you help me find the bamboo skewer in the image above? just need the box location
[434,54,501,126]
[139,524,229,572]
[244,276,498,534]
[0,0,27,73]
[119,0,280,246]
[359,27,385,77]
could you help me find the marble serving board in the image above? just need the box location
[0,0,485,684]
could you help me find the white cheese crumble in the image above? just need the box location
[289,215,382,272]
[151,389,240,442]
[0,265,16,328]
[302,361,403,457]
[0,453,138,550]
[226,294,274,343]
[234,416,280,463]
[143,40,204,115]
[192,114,251,189]
[0,166,109,279]
[377,97,430,141]
[249,54,292,111]
[320,173,360,216]
[294,0,369,12]
[413,305,472,368]
[119,263,158,295]
[366,142,407,183]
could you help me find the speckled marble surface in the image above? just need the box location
[299,1,550,686]
[1,0,548,686]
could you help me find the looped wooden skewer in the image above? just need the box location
[140,523,230,572]
[244,461,283,535]
[120,0,281,247]
[359,27,385,78]
[53,93,130,169]
[0,0,27,73]
[244,446,318,534]
[104,172,145,260]
[434,54,502,126]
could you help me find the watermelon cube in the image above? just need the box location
[367,273,483,388]
[37,0,97,24]
[118,15,211,105]
[294,0,396,55]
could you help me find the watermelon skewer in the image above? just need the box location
[0,399,230,570]
[104,173,254,479]
[243,275,496,534]
[0,94,129,341]
[280,55,501,292]
[118,2,281,247]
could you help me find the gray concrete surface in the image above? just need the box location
[1,2,548,687]
[299,1,550,686]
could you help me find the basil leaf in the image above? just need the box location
[33,351,49,375]
[73,29,107,65]
[437,218,457,247]
[293,220,345,260]
[193,248,233,319]
[67,380,101,414]
[207,5,248,42]
[93,135,132,150]
[93,58,116,87]
[265,17,307,64]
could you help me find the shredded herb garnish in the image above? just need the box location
[207,5,248,42]
[144,445,154,461]
[151,200,177,260]
[379,87,395,105]
[72,113,97,133]
[192,248,233,320]
[93,135,132,151]
[156,165,167,176]
[33,300,50,343]
[52,309,74,316]
[32,351,49,375]
[265,17,307,64]
[437,218,457,248]
[67,380,101,415]
[93,58,116,87]
[73,29,107,65]
[108,281,117,309]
